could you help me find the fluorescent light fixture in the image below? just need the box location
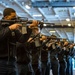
[33,14,42,17]
[50,31,55,33]
[43,24,47,26]
[68,23,71,26]
[73,7,75,9]
[25,5,30,9]
[5,4,9,7]
[66,18,70,22]
[55,15,59,17]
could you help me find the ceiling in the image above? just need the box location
[0,0,75,42]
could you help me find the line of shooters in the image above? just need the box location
[1,8,74,75]
[16,26,75,75]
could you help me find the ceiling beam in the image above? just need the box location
[0,1,22,17]
[63,29,70,41]
[55,28,69,40]
[31,0,49,21]
[32,1,75,7]
[45,28,51,35]
[0,1,7,8]
[52,7,63,26]
[14,0,35,19]
[54,28,64,38]
[49,10,64,37]
[68,8,74,26]
[41,28,51,36]
[38,8,48,20]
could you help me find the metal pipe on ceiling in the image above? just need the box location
[32,1,75,7]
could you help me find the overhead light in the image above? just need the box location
[33,14,42,17]
[43,24,47,26]
[66,18,70,22]
[73,7,75,9]
[41,20,44,22]
[50,30,55,33]
[6,5,9,7]
[68,23,71,26]
[25,5,30,9]
[55,15,59,17]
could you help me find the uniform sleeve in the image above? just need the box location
[0,25,11,41]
